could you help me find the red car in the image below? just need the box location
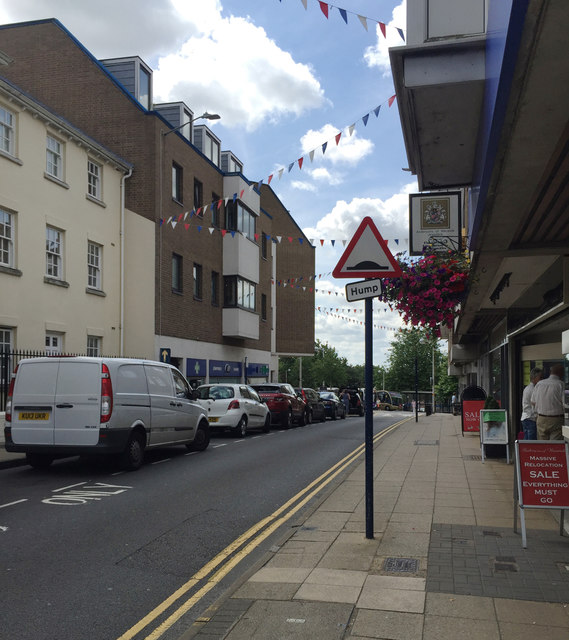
[251,383,307,428]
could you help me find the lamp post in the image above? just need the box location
[161,111,221,138]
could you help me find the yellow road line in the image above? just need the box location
[118,417,409,640]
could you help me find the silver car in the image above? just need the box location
[193,384,271,437]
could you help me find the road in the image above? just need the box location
[0,411,409,640]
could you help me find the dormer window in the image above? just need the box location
[139,67,150,110]
[99,56,153,110]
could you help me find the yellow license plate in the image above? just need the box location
[208,417,219,423]
[19,412,50,421]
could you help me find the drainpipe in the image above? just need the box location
[120,167,133,357]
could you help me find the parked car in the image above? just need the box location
[318,391,346,420]
[4,357,210,471]
[346,389,365,416]
[295,387,327,423]
[251,383,306,428]
[193,383,270,437]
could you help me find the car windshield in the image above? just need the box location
[253,385,280,393]
[319,392,335,399]
[195,386,235,400]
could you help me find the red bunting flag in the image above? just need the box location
[268,174,273,184]
[388,94,396,107]
[239,189,244,198]
[298,157,304,170]
[217,199,222,209]
[320,239,325,246]
[196,207,202,216]
[221,229,227,237]
[379,22,386,38]
[335,132,342,145]
[319,1,329,18]
[184,224,189,230]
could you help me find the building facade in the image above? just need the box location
[390,0,569,430]
[0,75,156,358]
[0,18,315,383]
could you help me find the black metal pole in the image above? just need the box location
[365,296,374,539]
[415,354,419,423]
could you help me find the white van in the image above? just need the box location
[4,357,210,470]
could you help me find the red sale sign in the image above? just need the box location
[517,442,569,508]
[462,400,485,433]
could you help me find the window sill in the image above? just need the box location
[193,296,203,302]
[0,265,22,277]
[0,149,23,166]
[172,289,183,296]
[44,173,70,189]
[44,276,69,288]
[86,287,106,297]
[172,198,184,207]
[86,194,107,208]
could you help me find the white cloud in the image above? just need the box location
[304,182,416,245]
[308,167,344,186]
[291,180,317,192]
[0,0,326,132]
[300,124,374,166]
[363,0,406,76]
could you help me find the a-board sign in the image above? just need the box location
[516,441,569,508]
[480,409,508,445]
[345,278,383,302]
[462,400,484,433]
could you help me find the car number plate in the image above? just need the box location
[208,417,219,423]
[19,412,49,421]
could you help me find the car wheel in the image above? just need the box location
[232,415,248,438]
[26,453,54,469]
[281,408,292,429]
[298,409,306,426]
[263,414,271,433]
[306,409,313,425]
[320,410,326,423]
[121,431,145,471]
[331,407,337,421]
[188,420,210,451]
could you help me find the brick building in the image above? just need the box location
[0,18,315,383]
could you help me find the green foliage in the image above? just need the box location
[278,339,349,389]
[484,396,500,409]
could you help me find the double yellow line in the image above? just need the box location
[118,418,408,640]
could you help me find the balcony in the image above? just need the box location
[222,307,259,340]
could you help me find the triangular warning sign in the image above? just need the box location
[333,217,402,279]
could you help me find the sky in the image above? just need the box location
[0,0,418,367]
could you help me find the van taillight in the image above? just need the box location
[5,365,18,423]
[228,400,240,410]
[101,363,113,423]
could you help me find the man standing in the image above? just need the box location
[531,364,566,440]
[520,367,542,440]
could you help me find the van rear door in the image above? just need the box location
[11,360,59,445]
[53,360,101,446]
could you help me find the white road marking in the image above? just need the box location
[0,499,28,509]
[52,482,86,493]
[151,458,171,465]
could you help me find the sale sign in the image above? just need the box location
[516,441,569,508]
[462,400,485,433]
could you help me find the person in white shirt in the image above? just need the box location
[520,367,542,440]
[531,364,566,440]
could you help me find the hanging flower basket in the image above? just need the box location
[380,252,471,338]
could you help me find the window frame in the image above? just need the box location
[223,276,256,311]
[45,226,63,280]
[211,270,219,306]
[46,134,64,180]
[87,159,102,200]
[87,241,102,290]
[45,332,63,355]
[261,293,267,321]
[87,335,102,357]
[172,253,183,293]
[172,162,183,203]
[0,105,15,156]
[0,208,14,268]
[0,326,13,352]
[194,179,203,214]
[227,201,256,238]
[193,263,203,300]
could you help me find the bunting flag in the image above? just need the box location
[276,0,405,41]
[315,307,399,331]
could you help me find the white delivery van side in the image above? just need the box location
[4,357,210,470]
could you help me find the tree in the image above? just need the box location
[278,340,349,390]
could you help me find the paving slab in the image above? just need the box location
[349,609,423,640]
[223,600,354,640]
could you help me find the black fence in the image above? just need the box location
[0,349,89,412]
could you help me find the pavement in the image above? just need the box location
[3,414,569,639]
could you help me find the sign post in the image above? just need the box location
[514,440,569,547]
[333,217,401,539]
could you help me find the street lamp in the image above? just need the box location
[161,111,221,137]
